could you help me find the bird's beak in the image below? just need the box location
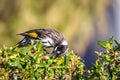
[17,33,27,36]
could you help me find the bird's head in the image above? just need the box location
[52,40,68,57]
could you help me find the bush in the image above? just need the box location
[0,41,85,80]
[87,37,120,80]
[0,37,120,79]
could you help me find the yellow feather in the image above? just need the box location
[27,32,38,38]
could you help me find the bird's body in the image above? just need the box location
[15,28,68,57]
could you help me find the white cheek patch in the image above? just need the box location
[61,40,68,45]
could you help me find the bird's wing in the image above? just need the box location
[38,29,64,45]
[17,28,64,45]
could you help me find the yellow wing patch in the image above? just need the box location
[26,32,38,38]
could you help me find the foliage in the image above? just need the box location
[0,41,85,80]
[0,37,120,79]
[87,37,120,79]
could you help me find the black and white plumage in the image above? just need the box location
[15,28,68,57]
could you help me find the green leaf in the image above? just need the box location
[30,77,36,80]
[97,40,107,48]
[114,40,120,51]
[37,41,42,49]
[20,48,27,56]
[8,61,22,68]
[108,36,114,43]
[114,40,120,46]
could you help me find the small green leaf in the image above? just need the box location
[97,40,107,48]
[114,40,120,51]
[20,48,27,56]
[114,40,120,46]
[30,77,36,80]
[108,36,114,43]
[37,41,42,49]
[8,61,22,68]
[0,49,2,54]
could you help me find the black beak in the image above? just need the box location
[17,33,27,36]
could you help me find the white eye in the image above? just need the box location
[57,51,61,54]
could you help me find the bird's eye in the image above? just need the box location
[53,45,68,56]
[54,45,64,54]
[56,51,61,54]
[57,45,64,51]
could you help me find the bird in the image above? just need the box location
[15,28,68,57]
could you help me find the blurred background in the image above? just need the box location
[0,0,120,68]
